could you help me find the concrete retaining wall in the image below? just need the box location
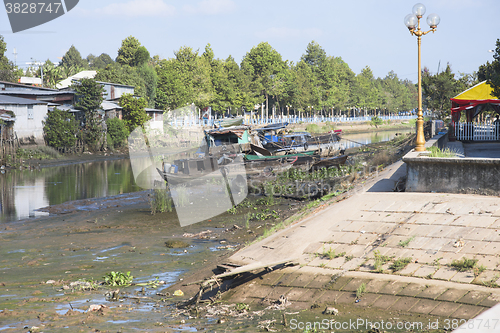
[403,131,500,194]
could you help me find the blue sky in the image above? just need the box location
[1,0,498,83]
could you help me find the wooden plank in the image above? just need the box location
[185,258,299,286]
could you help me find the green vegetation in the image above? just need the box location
[370,116,384,128]
[473,264,487,278]
[426,146,456,158]
[119,94,150,133]
[450,257,478,272]
[306,124,321,133]
[389,257,412,272]
[149,188,173,214]
[106,118,129,149]
[373,250,393,273]
[16,146,61,160]
[398,236,415,248]
[320,247,346,260]
[102,271,133,286]
[356,283,367,299]
[42,108,78,149]
[72,78,105,151]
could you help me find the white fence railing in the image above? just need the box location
[167,115,417,128]
[454,122,500,141]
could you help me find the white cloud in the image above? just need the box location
[183,0,236,15]
[257,27,323,40]
[91,0,176,17]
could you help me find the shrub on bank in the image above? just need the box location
[106,118,129,148]
[43,108,78,149]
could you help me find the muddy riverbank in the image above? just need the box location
[0,133,417,332]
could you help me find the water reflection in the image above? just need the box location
[0,159,141,223]
[0,129,412,223]
[341,128,413,149]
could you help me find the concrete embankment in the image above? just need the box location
[176,160,500,321]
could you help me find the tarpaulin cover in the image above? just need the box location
[450,81,500,122]
[451,81,500,112]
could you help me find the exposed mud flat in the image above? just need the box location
[0,186,321,332]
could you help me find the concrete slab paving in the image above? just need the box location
[432,267,458,281]
[417,285,449,300]
[436,288,470,302]
[458,291,491,306]
[316,290,343,304]
[288,273,316,288]
[341,278,372,292]
[430,302,462,317]
[396,283,428,297]
[222,159,500,319]
[371,294,400,309]
[452,304,486,319]
[413,265,438,278]
[354,293,380,307]
[388,296,419,312]
[397,263,421,276]
[378,281,408,295]
[364,279,389,293]
[451,271,475,284]
[410,299,440,314]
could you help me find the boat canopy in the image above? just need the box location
[205,126,250,139]
[254,122,289,132]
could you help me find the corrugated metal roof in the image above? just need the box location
[101,101,122,111]
[0,95,47,105]
[0,89,75,96]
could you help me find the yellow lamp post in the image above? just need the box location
[404,3,440,151]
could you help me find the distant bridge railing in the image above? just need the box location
[454,122,500,141]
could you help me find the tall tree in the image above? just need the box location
[478,39,500,98]
[241,42,286,116]
[88,53,114,69]
[422,64,466,118]
[156,46,213,111]
[116,36,150,67]
[95,63,147,99]
[72,78,105,151]
[60,45,88,70]
[0,35,19,82]
[119,94,150,133]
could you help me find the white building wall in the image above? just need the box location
[8,103,48,143]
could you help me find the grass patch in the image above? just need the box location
[473,264,487,278]
[426,146,456,158]
[356,283,367,299]
[389,257,412,272]
[16,146,61,160]
[398,236,415,248]
[450,257,478,272]
[306,124,321,133]
[149,188,173,214]
[373,250,393,273]
[320,247,346,260]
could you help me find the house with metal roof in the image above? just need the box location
[0,95,48,143]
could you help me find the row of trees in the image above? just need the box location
[155,41,419,117]
[2,34,500,120]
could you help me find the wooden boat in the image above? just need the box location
[310,154,348,171]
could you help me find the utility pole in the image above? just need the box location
[12,48,17,66]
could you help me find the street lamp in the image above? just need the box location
[404,3,440,152]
